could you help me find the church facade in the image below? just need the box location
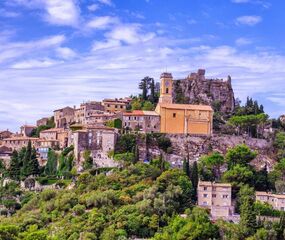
[155,72,213,135]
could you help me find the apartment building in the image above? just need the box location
[75,101,105,124]
[256,192,285,211]
[40,128,68,149]
[198,181,234,218]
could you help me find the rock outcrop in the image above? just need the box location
[139,134,275,171]
[173,69,235,114]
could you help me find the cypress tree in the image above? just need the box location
[183,158,190,178]
[22,140,32,177]
[44,149,58,176]
[239,185,256,235]
[29,147,40,176]
[190,161,199,201]
[9,150,20,180]
[133,145,140,164]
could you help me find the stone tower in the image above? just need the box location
[159,72,173,104]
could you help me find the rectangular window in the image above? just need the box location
[173,113,176,118]
[203,187,207,191]
[212,194,216,198]
[223,195,228,199]
[203,194,208,198]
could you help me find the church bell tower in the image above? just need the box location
[159,72,173,104]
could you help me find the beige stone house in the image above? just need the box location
[123,110,160,133]
[3,136,39,151]
[102,98,130,113]
[0,130,13,140]
[69,126,117,167]
[198,181,234,219]
[20,125,36,137]
[40,128,68,149]
[256,192,285,211]
[54,106,75,128]
[36,117,49,127]
[75,101,105,124]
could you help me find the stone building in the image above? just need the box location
[102,98,130,113]
[256,192,285,211]
[173,69,235,114]
[123,110,160,133]
[155,72,213,135]
[75,101,105,124]
[37,139,60,164]
[40,128,68,149]
[36,117,49,127]
[2,137,39,151]
[198,181,234,219]
[20,125,36,137]
[70,126,117,167]
[85,111,117,126]
[54,106,75,128]
[0,130,13,140]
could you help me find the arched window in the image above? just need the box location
[166,88,169,94]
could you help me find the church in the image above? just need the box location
[155,72,213,135]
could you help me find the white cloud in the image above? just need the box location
[44,0,80,26]
[56,47,76,59]
[236,15,262,26]
[235,37,252,46]
[7,0,80,27]
[87,4,99,11]
[0,35,65,63]
[106,24,155,44]
[11,58,62,69]
[92,39,121,51]
[86,16,119,30]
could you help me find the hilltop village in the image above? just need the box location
[2,69,285,239]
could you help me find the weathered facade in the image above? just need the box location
[123,110,160,133]
[75,101,105,124]
[256,192,285,211]
[54,107,75,128]
[70,126,117,167]
[198,181,234,219]
[102,98,131,113]
[20,125,36,137]
[40,128,68,149]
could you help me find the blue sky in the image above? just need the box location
[0,0,285,132]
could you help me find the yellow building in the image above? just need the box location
[155,72,213,135]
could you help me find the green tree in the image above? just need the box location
[83,150,93,170]
[21,141,40,177]
[131,99,142,110]
[133,145,140,164]
[222,164,254,190]
[190,161,198,202]
[142,101,154,111]
[199,152,224,180]
[183,158,190,178]
[8,150,20,180]
[226,144,257,169]
[239,185,257,236]
[44,149,58,176]
[139,76,152,100]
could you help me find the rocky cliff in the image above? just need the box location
[173,69,235,114]
[139,134,275,171]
